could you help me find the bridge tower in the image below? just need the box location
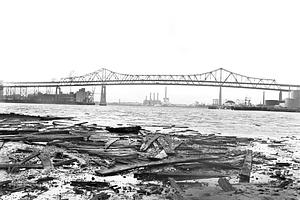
[219,68,223,106]
[0,82,3,101]
[219,86,222,106]
[279,91,283,101]
[100,85,107,106]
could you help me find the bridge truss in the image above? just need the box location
[2,68,299,91]
[2,68,300,106]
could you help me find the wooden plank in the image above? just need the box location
[63,152,87,166]
[0,140,4,149]
[38,153,53,169]
[157,137,174,155]
[168,178,185,200]
[96,155,219,176]
[10,151,40,173]
[104,138,119,150]
[135,171,227,181]
[70,181,109,187]
[239,149,253,182]
[53,158,77,167]
[140,134,161,151]
[0,163,43,169]
[0,180,12,186]
[218,178,235,192]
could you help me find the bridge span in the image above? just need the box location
[1,68,300,105]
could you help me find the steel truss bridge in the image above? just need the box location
[1,68,300,105]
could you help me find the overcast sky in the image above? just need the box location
[1,1,300,104]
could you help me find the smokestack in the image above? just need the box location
[150,93,152,101]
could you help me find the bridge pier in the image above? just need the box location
[279,91,283,101]
[0,84,3,101]
[100,85,107,106]
[219,86,222,106]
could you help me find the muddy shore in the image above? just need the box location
[0,113,299,200]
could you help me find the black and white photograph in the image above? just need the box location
[0,1,300,199]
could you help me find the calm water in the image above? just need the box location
[0,103,300,139]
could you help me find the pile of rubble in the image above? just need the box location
[0,113,299,199]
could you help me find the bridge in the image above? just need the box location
[1,68,300,105]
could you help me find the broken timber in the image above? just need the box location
[218,178,235,192]
[96,156,219,176]
[239,149,253,182]
[168,178,185,200]
[140,134,161,151]
[9,151,40,173]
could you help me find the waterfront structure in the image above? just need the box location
[285,90,300,108]
[75,88,92,103]
[162,87,170,105]
[1,88,94,105]
[143,92,162,106]
[2,68,300,106]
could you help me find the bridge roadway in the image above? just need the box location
[1,68,300,105]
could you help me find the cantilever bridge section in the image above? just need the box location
[2,68,300,105]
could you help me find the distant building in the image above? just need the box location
[212,99,219,106]
[2,87,94,105]
[75,88,92,103]
[143,92,162,106]
[224,100,235,106]
[285,90,300,109]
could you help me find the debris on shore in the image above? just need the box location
[0,112,299,200]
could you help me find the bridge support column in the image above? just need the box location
[279,91,282,102]
[100,85,107,106]
[219,86,222,106]
[0,84,3,101]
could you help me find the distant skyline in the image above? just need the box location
[1,0,300,104]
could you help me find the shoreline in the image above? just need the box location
[0,113,299,199]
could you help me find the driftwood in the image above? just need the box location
[140,134,161,151]
[36,176,55,183]
[218,178,235,192]
[0,163,43,169]
[0,134,86,142]
[70,181,110,188]
[168,178,185,200]
[38,153,53,169]
[63,152,87,166]
[33,130,70,135]
[0,180,12,187]
[0,140,4,149]
[96,156,219,176]
[239,149,253,182]
[53,158,77,167]
[10,151,40,173]
[106,126,141,134]
[104,138,120,150]
[135,171,227,181]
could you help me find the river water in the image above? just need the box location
[0,103,300,139]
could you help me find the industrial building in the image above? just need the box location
[0,88,94,105]
[143,87,171,106]
[285,90,300,109]
[143,92,161,106]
